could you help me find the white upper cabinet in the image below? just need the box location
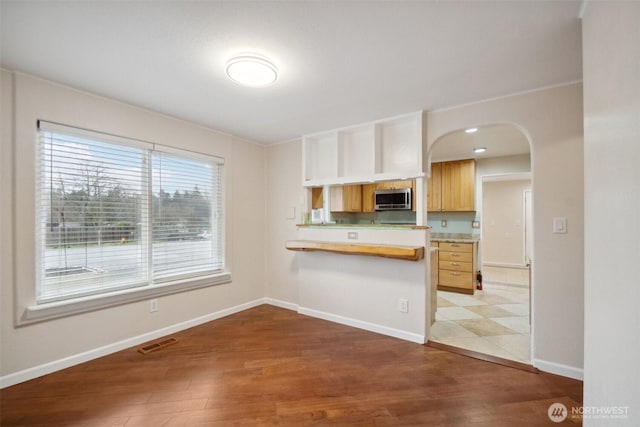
[302,111,426,186]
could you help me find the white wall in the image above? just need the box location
[583,2,640,425]
[427,84,585,378]
[0,71,266,382]
[264,140,305,307]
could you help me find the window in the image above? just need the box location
[36,121,225,304]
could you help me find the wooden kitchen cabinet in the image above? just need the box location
[430,247,439,325]
[427,159,475,212]
[427,162,442,212]
[361,184,375,212]
[330,184,362,212]
[311,187,323,209]
[375,180,413,190]
[437,241,477,294]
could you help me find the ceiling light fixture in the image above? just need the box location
[474,147,487,153]
[225,54,278,87]
[465,127,478,133]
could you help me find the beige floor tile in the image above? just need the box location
[464,305,515,318]
[434,282,531,364]
[454,318,518,336]
[439,293,487,307]
[472,294,513,305]
[437,306,483,321]
[485,334,531,362]
[430,320,479,340]
[495,303,529,316]
[491,316,531,334]
[437,297,456,307]
[435,336,521,361]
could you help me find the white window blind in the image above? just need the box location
[36,121,224,304]
[152,150,224,281]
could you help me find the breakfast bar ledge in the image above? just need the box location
[285,240,425,261]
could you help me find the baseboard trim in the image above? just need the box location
[0,298,265,389]
[263,297,299,312]
[533,358,584,380]
[298,306,425,344]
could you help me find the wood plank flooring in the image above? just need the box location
[1,305,583,426]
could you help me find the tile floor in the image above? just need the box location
[430,280,531,364]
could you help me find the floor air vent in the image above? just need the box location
[138,337,178,355]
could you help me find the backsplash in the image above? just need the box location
[329,210,479,233]
[331,210,416,225]
[427,212,480,235]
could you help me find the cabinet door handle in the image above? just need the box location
[450,253,460,257]
[450,262,459,266]
[451,271,460,276]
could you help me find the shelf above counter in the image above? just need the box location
[285,240,425,261]
[302,111,427,186]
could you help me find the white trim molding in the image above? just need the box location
[1,297,262,389]
[298,306,425,344]
[22,273,232,325]
[533,358,584,381]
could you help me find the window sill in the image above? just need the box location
[21,272,232,325]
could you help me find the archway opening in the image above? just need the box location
[427,123,533,366]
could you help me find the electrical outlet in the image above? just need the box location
[441,220,447,228]
[398,298,408,313]
[472,220,480,228]
[149,299,158,313]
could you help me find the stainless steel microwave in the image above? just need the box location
[374,188,412,211]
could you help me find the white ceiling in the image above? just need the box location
[0,1,583,145]
[431,124,531,162]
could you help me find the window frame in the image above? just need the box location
[24,121,231,324]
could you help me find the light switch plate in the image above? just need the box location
[287,206,296,220]
[472,220,480,228]
[553,217,567,234]
[441,220,447,228]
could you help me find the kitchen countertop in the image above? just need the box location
[431,233,480,243]
[297,223,430,230]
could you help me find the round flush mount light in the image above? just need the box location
[225,54,278,87]
[465,127,479,133]
[474,147,487,153]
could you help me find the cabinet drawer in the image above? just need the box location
[439,251,473,263]
[439,242,472,253]
[439,260,473,273]
[439,270,473,289]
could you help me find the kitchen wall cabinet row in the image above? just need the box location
[311,180,416,213]
[427,159,475,212]
[314,158,475,213]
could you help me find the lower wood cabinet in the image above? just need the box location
[437,241,477,294]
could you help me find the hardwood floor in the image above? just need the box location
[1,305,582,426]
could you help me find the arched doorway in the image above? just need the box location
[427,123,533,365]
